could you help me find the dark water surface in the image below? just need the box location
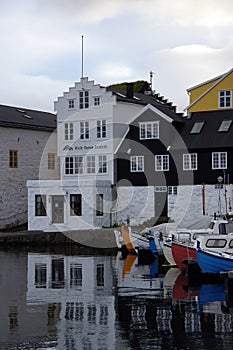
[1,246,233,350]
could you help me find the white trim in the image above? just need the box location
[183,153,197,170]
[114,104,174,154]
[184,68,233,111]
[130,155,144,172]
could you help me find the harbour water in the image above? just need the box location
[1,246,233,350]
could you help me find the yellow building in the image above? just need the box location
[186,68,233,113]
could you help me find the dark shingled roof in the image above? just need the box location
[0,104,56,131]
[180,110,233,149]
[107,82,184,123]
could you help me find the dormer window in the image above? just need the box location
[139,122,159,140]
[218,90,232,108]
[79,90,89,109]
[218,120,232,132]
[190,121,205,134]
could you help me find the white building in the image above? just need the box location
[27,77,150,231]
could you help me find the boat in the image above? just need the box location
[196,234,233,273]
[171,230,208,271]
[163,217,230,267]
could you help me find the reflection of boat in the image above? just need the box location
[196,234,233,273]
[172,271,199,301]
[198,283,225,313]
[116,253,162,297]
[163,267,181,299]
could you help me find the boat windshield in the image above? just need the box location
[206,239,227,248]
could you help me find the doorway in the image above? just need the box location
[52,195,64,224]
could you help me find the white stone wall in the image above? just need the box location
[27,179,112,231]
[0,127,58,229]
[115,186,155,226]
[168,184,233,224]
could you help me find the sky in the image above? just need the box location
[0,0,233,113]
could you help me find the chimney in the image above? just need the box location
[126,83,134,99]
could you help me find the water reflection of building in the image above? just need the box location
[27,253,116,350]
[115,264,233,349]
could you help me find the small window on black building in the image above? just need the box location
[218,120,232,132]
[70,194,82,216]
[35,195,46,216]
[190,121,205,134]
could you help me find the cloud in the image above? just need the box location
[0,0,232,113]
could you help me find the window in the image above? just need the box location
[218,90,232,108]
[190,121,205,134]
[155,186,167,192]
[212,152,227,169]
[79,90,89,109]
[9,150,18,168]
[70,263,82,288]
[35,195,46,216]
[139,122,159,139]
[68,99,75,109]
[35,263,47,288]
[65,157,74,174]
[168,186,178,195]
[155,155,169,171]
[87,156,95,173]
[96,194,104,216]
[98,155,107,173]
[64,122,74,141]
[183,153,197,170]
[94,96,100,106]
[48,153,55,170]
[97,120,106,138]
[218,120,232,132]
[130,156,144,172]
[96,264,104,287]
[80,121,89,139]
[70,194,82,216]
[74,156,83,174]
[65,157,83,175]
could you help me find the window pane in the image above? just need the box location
[70,194,82,216]
[96,194,104,216]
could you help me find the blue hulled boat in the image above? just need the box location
[196,233,233,273]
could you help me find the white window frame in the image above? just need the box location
[139,122,159,140]
[98,155,107,174]
[168,186,178,195]
[80,121,89,140]
[97,120,107,138]
[94,96,100,106]
[68,99,75,109]
[87,155,96,174]
[65,156,83,175]
[64,122,74,141]
[155,155,169,171]
[218,90,232,108]
[130,156,144,172]
[212,152,227,169]
[183,153,197,170]
[79,90,89,109]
